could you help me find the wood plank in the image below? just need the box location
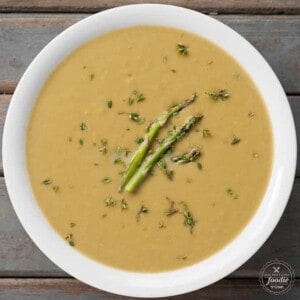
[0,14,299,94]
[0,176,299,277]
[0,278,299,299]
[0,0,299,14]
[1,95,299,177]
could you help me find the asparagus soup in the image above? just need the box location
[26,26,273,272]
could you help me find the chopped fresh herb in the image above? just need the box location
[197,162,203,170]
[79,138,84,146]
[248,112,255,118]
[207,89,230,101]
[177,255,188,260]
[68,137,72,143]
[177,43,188,55]
[128,97,134,105]
[89,73,95,80]
[80,122,87,131]
[70,222,76,228]
[227,187,239,199]
[164,197,178,216]
[136,205,149,222]
[127,90,146,105]
[157,159,174,180]
[107,100,113,109]
[114,157,125,166]
[128,113,144,124]
[41,179,52,185]
[99,146,107,154]
[233,72,241,80]
[52,185,59,192]
[101,139,107,146]
[121,198,128,211]
[171,148,200,164]
[202,128,211,137]
[135,137,144,144]
[180,202,196,233]
[105,197,116,207]
[159,221,166,229]
[231,135,241,145]
[65,234,75,247]
[102,213,107,219]
[115,146,122,156]
[171,69,177,73]
[102,177,112,184]
[252,152,259,158]
[163,56,168,64]
[132,90,146,103]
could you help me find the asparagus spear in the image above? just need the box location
[124,115,203,193]
[118,94,197,191]
[171,148,201,164]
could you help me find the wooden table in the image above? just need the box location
[0,1,299,299]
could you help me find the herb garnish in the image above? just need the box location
[136,205,149,222]
[121,198,128,211]
[105,197,116,207]
[89,73,95,80]
[41,179,52,185]
[127,90,146,105]
[197,162,203,170]
[180,202,196,233]
[201,128,211,137]
[231,135,241,145]
[68,137,72,143]
[159,221,166,229]
[99,139,107,154]
[70,222,76,228]
[65,234,75,247]
[102,177,112,184]
[207,89,229,101]
[135,137,144,144]
[157,159,174,180]
[80,123,87,131]
[79,138,84,146]
[129,113,144,123]
[102,213,107,219]
[177,256,188,260]
[248,112,255,118]
[226,188,239,199]
[171,148,200,164]
[252,152,259,158]
[107,100,113,109]
[164,197,178,216]
[171,69,177,73]
[52,185,59,192]
[177,43,188,55]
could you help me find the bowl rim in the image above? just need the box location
[2,4,297,298]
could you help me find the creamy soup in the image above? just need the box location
[27,26,273,272]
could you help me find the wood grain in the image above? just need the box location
[0,175,299,277]
[0,0,299,14]
[0,278,299,299]
[0,14,299,94]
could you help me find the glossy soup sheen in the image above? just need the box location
[27,26,273,272]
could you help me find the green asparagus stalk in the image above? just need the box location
[124,115,203,193]
[118,93,197,192]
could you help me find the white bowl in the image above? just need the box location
[2,4,297,298]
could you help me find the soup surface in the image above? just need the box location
[27,26,273,272]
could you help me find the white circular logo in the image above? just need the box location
[259,259,295,295]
